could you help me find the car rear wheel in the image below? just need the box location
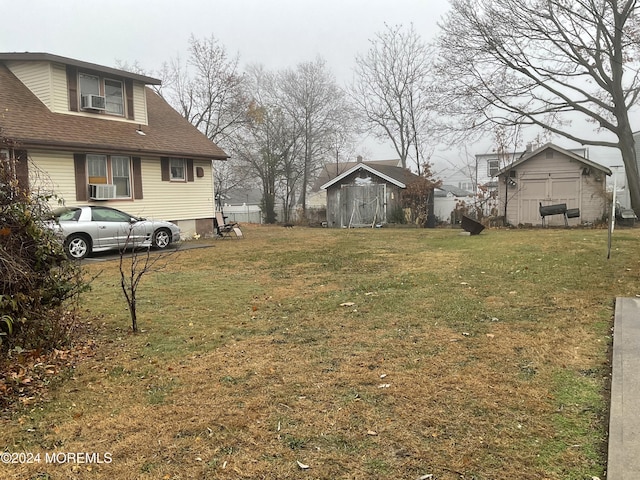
[152,228,171,249]
[65,234,91,260]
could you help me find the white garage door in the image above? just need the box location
[518,174,581,225]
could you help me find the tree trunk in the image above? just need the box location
[129,299,138,333]
[618,130,640,217]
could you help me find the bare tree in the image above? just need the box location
[162,35,249,146]
[119,228,173,333]
[351,23,434,172]
[278,58,353,219]
[233,66,301,223]
[436,0,640,216]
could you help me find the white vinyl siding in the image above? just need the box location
[6,61,54,109]
[133,83,148,124]
[30,151,214,221]
[51,63,69,112]
[29,150,78,203]
[140,157,214,220]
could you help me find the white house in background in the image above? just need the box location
[220,188,263,224]
[435,164,475,192]
[434,185,474,223]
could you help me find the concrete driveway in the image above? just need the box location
[81,241,215,263]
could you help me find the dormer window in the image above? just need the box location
[105,80,123,115]
[79,73,100,96]
[78,73,124,116]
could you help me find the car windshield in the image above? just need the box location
[52,207,81,221]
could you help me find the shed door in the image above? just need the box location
[519,178,547,225]
[340,184,386,227]
[518,174,581,225]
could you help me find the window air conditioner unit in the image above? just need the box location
[81,94,106,110]
[89,184,116,200]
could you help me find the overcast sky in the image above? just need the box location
[2,0,448,77]
[1,0,625,172]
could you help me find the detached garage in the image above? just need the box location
[496,144,611,226]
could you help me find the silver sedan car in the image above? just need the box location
[49,206,181,260]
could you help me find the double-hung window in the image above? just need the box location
[79,73,100,97]
[487,159,499,177]
[87,154,108,184]
[78,73,125,117]
[105,79,124,115]
[170,158,186,181]
[87,154,131,198]
[111,156,131,197]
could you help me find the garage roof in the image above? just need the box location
[495,143,612,176]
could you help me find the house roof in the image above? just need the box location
[495,143,612,176]
[223,188,262,205]
[0,52,161,85]
[320,162,419,190]
[435,184,474,197]
[0,62,228,161]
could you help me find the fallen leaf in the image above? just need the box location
[378,383,391,388]
[367,430,378,436]
[486,333,495,339]
[297,460,310,470]
[340,302,355,307]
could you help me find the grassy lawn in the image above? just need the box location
[3,224,639,479]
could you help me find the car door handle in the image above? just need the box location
[98,226,107,229]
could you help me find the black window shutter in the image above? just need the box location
[73,154,87,201]
[160,157,170,181]
[187,159,194,182]
[15,150,29,196]
[125,79,134,120]
[132,157,143,199]
[67,66,79,112]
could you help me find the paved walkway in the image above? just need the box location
[608,297,640,479]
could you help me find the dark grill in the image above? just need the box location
[461,215,485,235]
[539,202,580,227]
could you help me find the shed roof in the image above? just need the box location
[495,143,612,176]
[312,158,401,191]
[0,61,227,161]
[320,162,419,190]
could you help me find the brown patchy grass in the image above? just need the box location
[3,224,639,479]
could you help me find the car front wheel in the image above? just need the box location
[65,234,91,260]
[152,228,171,249]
